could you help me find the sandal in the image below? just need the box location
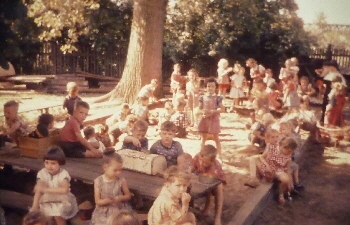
[278,195,285,205]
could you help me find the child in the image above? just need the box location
[170,63,182,99]
[63,82,82,116]
[106,103,130,129]
[298,99,321,142]
[150,121,184,167]
[186,69,201,126]
[148,166,196,225]
[229,66,245,110]
[248,113,274,148]
[157,101,175,129]
[91,150,131,225]
[251,79,269,117]
[263,69,276,88]
[258,137,298,205]
[23,211,47,225]
[107,210,141,225]
[191,145,225,225]
[108,115,138,146]
[1,100,30,145]
[326,82,347,127]
[170,101,190,138]
[95,123,112,147]
[283,75,300,110]
[59,101,102,158]
[198,77,225,156]
[31,147,78,225]
[84,126,106,153]
[267,82,282,111]
[137,79,158,103]
[122,120,148,151]
[297,76,316,107]
[217,58,232,98]
[131,96,150,122]
[29,113,55,138]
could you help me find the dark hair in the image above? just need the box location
[102,149,123,165]
[83,126,95,138]
[279,137,298,150]
[107,209,141,225]
[160,121,177,132]
[43,147,66,165]
[133,120,148,132]
[205,77,218,88]
[164,165,191,185]
[4,100,19,108]
[38,113,54,126]
[200,144,217,157]
[74,101,90,111]
[23,211,47,225]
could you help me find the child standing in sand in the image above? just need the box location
[186,69,201,126]
[148,166,196,225]
[198,77,225,157]
[229,65,245,110]
[63,82,82,116]
[171,63,182,99]
[217,59,232,98]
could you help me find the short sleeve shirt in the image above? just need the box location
[191,154,226,184]
[37,168,71,188]
[137,84,155,98]
[60,117,81,142]
[150,140,184,166]
[63,96,82,115]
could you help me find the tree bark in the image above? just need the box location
[95,0,167,103]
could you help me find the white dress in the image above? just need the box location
[37,168,78,219]
[229,74,245,98]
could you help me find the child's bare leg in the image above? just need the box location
[31,189,42,211]
[212,134,221,156]
[201,133,208,148]
[293,168,300,184]
[54,216,66,225]
[202,192,212,216]
[277,172,290,204]
[84,150,101,158]
[214,184,223,225]
[234,98,239,106]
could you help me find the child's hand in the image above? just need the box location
[112,196,121,204]
[181,192,191,205]
[132,137,141,147]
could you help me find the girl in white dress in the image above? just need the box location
[217,58,233,98]
[186,68,201,126]
[229,65,246,110]
[31,147,78,225]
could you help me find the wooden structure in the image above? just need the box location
[0,154,221,201]
[310,44,350,70]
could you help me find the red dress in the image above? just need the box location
[328,94,346,127]
[260,144,291,178]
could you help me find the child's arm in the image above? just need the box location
[123,135,141,147]
[42,179,70,194]
[258,150,272,172]
[87,138,100,149]
[75,131,101,155]
[113,179,131,204]
[94,181,114,206]
[4,121,21,136]
[252,130,264,140]
[175,193,191,223]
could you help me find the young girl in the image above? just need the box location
[91,149,131,225]
[263,69,276,88]
[186,69,201,126]
[84,126,106,153]
[258,137,298,205]
[217,58,232,98]
[283,75,300,110]
[297,76,316,107]
[267,82,282,111]
[148,166,196,225]
[191,145,225,225]
[23,211,47,225]
[107,210,141,225]
[326,82,347,127]
[171,63,182,99]
[198,77,225,157]
[229,65,245,110]
[31,147,78,225]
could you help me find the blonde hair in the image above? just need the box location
[107,210,141,225]
[332,82,346,92]
[164,165,191,186]
[265,128,279,138]
[218,58,229,68]
[66,82,78,91]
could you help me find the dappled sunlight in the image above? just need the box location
[323,147,350,166]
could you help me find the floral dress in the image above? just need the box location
[260,144,291,178]
[197,94,222,134]
[91,175,130,225]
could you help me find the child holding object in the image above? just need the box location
[148,166,196,225]
[198,77,225,157]
[91,150,132,225]
[122,120,148,151]
[31,147,78,225]
[137,79,158,103]
[191,145,225,225]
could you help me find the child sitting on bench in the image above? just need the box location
[122,120,149,151]
[29,113,55,138]
[84,126,106,153]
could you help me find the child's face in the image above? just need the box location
[174,65,181,72]
[199,154,215,169]
[48,121,55,129]
[132,128,146,140]
[166,178,188,199]
[266,132,279,145]
[336,88,344,95]
[256,83,266,91]
[206,82,216,94]
[68,87,78,97]
[73,106,89,123]
[280,146,294,156]
[104,160,123,180]
[160,130,175,146]
[300,79,308,86]
[279,124,291,135]
[4,106,18,121]
[44,160,60,175]
[265,71,272,78]
[151,80,158,87]
[122,107,130,114]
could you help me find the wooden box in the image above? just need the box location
[19,133,60,158]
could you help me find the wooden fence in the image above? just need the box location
[310,44,350,69]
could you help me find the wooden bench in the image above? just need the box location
[0,102,62,117]
[0,155,221,201]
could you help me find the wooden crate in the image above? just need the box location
[18,134,60,158]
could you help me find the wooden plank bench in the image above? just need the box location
[0,102,62,117]
[0,155,221,201]
[0,189,32,210]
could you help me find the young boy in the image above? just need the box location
[122,120,148,151]
[63,82,82,116]
[137,79,158,103]
[59,101,102,158]
[131,96,150,122]
[1,100,30,146]
[170,101,189,138]
[150,121,184,167]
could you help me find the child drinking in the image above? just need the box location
[150,121,184,167]
[23,211,47,225]
[122,120,148,151]
[170,101,190,138]
[148,166,196,225]
[59,101,102,158]
[191,145,225,225]
[91,150,131,225]
[29,113,55,138]
[107,210,141,225]
[84,126,106,153]
[63,82,82,116]
[31,147,78,225]
[186,69,201,126]
[198,77,225,156]
[229,66,245,110]
[1,100,30,145]
[217,58,232,98]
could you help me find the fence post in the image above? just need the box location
[326,44,332,61]
[51,42,57,75]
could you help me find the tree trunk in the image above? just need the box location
[95,0,167,103]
